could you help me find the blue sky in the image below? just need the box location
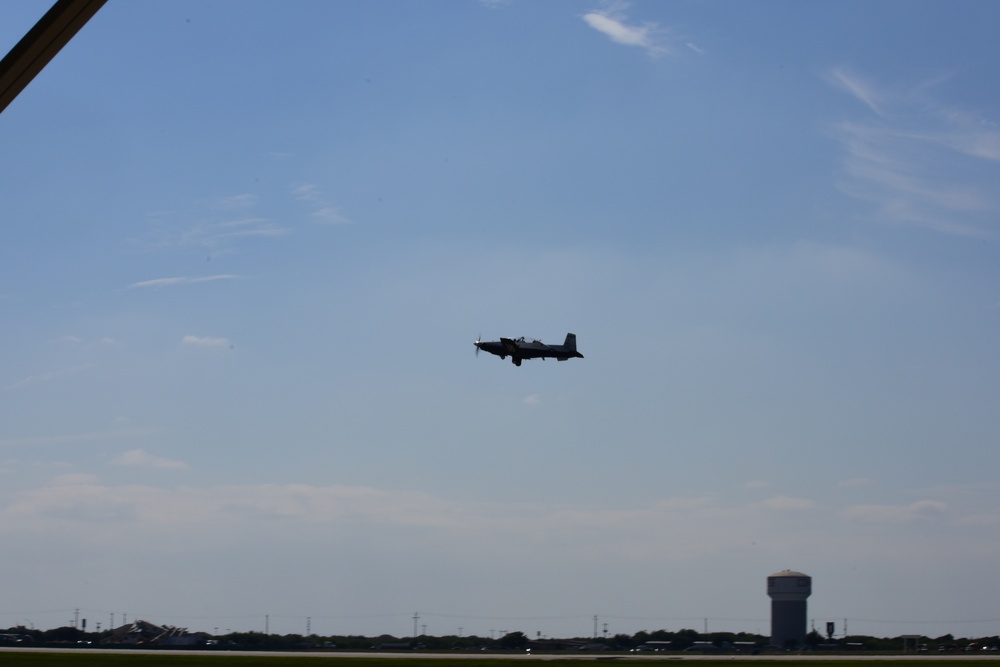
[2,0,1000,640]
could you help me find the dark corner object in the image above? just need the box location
[0,0,107,115]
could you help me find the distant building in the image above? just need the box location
[767,569,811,648]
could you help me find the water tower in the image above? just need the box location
[767,569,811,648]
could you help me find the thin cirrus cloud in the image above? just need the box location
[753,496,815,511]
[841,500,948,523]
[127,274,240,289]
[0,482,818,547]
[828,67,1000,237]
[113,449,188,471]
[181,335,231,348]
[291,184,353,224]
[582,5,668,57]
[838,477,875,488]
[142,194,290,251]
[177,217,290,246]
[828,68,886,117]
[0,427,157,448]
[212,193,259,211]
[1,363,95,392]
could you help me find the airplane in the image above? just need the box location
[474,333,584,367]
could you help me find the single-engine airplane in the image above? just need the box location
[474,333,584,367]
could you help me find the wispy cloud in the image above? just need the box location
[838,477,875,488]
[2,364,95,392]
[828,68,886,116]
[212,193,259,211]
[0,481,817,557]
[292,184,353,224]
[3,479,997,599]
[0,482,456,535]
[113,449,188,471]
[842,499,947,523]
[178,217,290,245]
[754,496,815,511]
[141,195,290,250]
[828,67,1000,236]
[0,427,157,448]
[582,3,668,57]
[181,335,231,348]
[128,274,239,289]
[62,335,118,346]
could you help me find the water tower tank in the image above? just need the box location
[767,569,811,649]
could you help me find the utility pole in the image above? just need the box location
[412,612,419,638]
[265,615,269,635]
[593,615,598,639]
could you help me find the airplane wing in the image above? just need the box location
[500,337,520,357]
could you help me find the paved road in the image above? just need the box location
[4,647,1000,660]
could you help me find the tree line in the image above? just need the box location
[2,624,997,652]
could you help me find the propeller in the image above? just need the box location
[474,334,481,357]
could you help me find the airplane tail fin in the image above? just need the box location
[564,333,583,357]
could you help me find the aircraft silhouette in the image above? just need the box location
[474,333,583,367]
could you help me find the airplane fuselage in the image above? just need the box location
[475,333,583,367]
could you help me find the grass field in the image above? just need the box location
[3,653,1000,667]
